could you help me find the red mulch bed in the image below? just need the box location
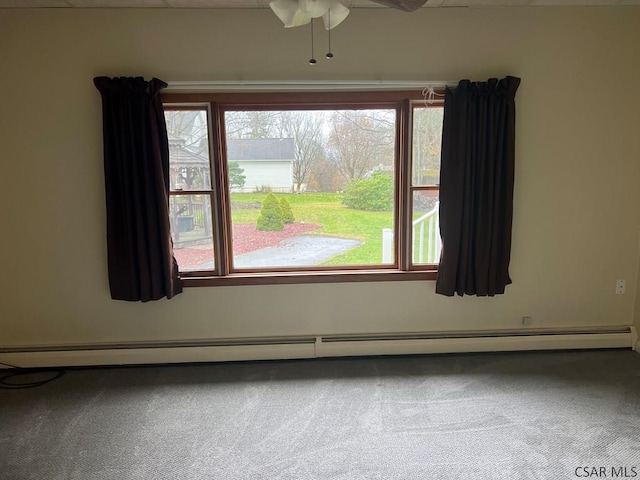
[173,222,321,269]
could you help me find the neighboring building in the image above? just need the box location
[227,138,295,193]
[168,138,210,191]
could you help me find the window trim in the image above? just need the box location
[162,90,444,287]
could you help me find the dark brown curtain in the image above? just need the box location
[94,76,182,302]
[436,76,521,297]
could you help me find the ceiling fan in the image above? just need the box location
[269,0,427,64]
[269,0,427,31]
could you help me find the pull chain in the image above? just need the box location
[326,9,334,59]
[309,19,317,65]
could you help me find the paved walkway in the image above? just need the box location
[196,234,362,269]
[233,235,362,268]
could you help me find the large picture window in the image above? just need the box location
[162,91,443,286]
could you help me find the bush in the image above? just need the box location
[279,197,294,223]
[342,171,394,211]
[256,193,284,231]
[254,185,272,193]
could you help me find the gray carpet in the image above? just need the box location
[1,350,639,480]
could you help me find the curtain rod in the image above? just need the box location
[165,80,456,92]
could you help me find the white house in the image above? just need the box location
[227,138,295,193]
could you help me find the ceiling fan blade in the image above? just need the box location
[270,0,312,27]
[368,0,428,12]
[299,0,332,17]
[322,0,350,30]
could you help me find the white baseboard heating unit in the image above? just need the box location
[0,326,637,369]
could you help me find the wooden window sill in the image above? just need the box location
[181,269,437,287]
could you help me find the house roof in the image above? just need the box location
[169,138,208,167]
[227,138,295,162]
[169,137,296,164]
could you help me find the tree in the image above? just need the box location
[228,161,246,188]
[164,110,209,156]
[327,110,395,183]
[412,107,443,185]
[225,111,281,139]
[278,111,326,193]
[256,193,284,231]
[307,156,344,193]
[224,110,327,193]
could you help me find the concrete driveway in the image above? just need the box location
[233,234,362,268]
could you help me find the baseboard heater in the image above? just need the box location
[0,326,637,369]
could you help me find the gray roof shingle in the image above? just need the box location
[227,138,295,161]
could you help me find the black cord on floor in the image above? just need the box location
[0,362,66,389]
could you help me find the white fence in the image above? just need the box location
[382,201,441,264]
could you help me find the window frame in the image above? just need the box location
[162,90,444,287]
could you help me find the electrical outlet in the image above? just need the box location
[616,279,626,295]
[522,316,533,326]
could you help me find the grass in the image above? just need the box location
[230,192,393,265]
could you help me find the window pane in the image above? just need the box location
[170,195,215,271]
[165,110,211,191]
[412,190,441,265]
[224,109,396,269]
[412,106,443,186]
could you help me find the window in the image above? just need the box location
[411,104,443,265]
[162,91,443,286]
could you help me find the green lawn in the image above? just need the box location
[230,192,393,265]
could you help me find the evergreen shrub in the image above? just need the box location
[279,197,294,223]
[256,193,284,231]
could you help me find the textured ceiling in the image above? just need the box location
[1,0,639,8]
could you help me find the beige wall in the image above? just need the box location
[1,7,640,348]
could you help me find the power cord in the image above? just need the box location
[0,361,66,389]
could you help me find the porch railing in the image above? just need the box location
[382,201,441,264]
